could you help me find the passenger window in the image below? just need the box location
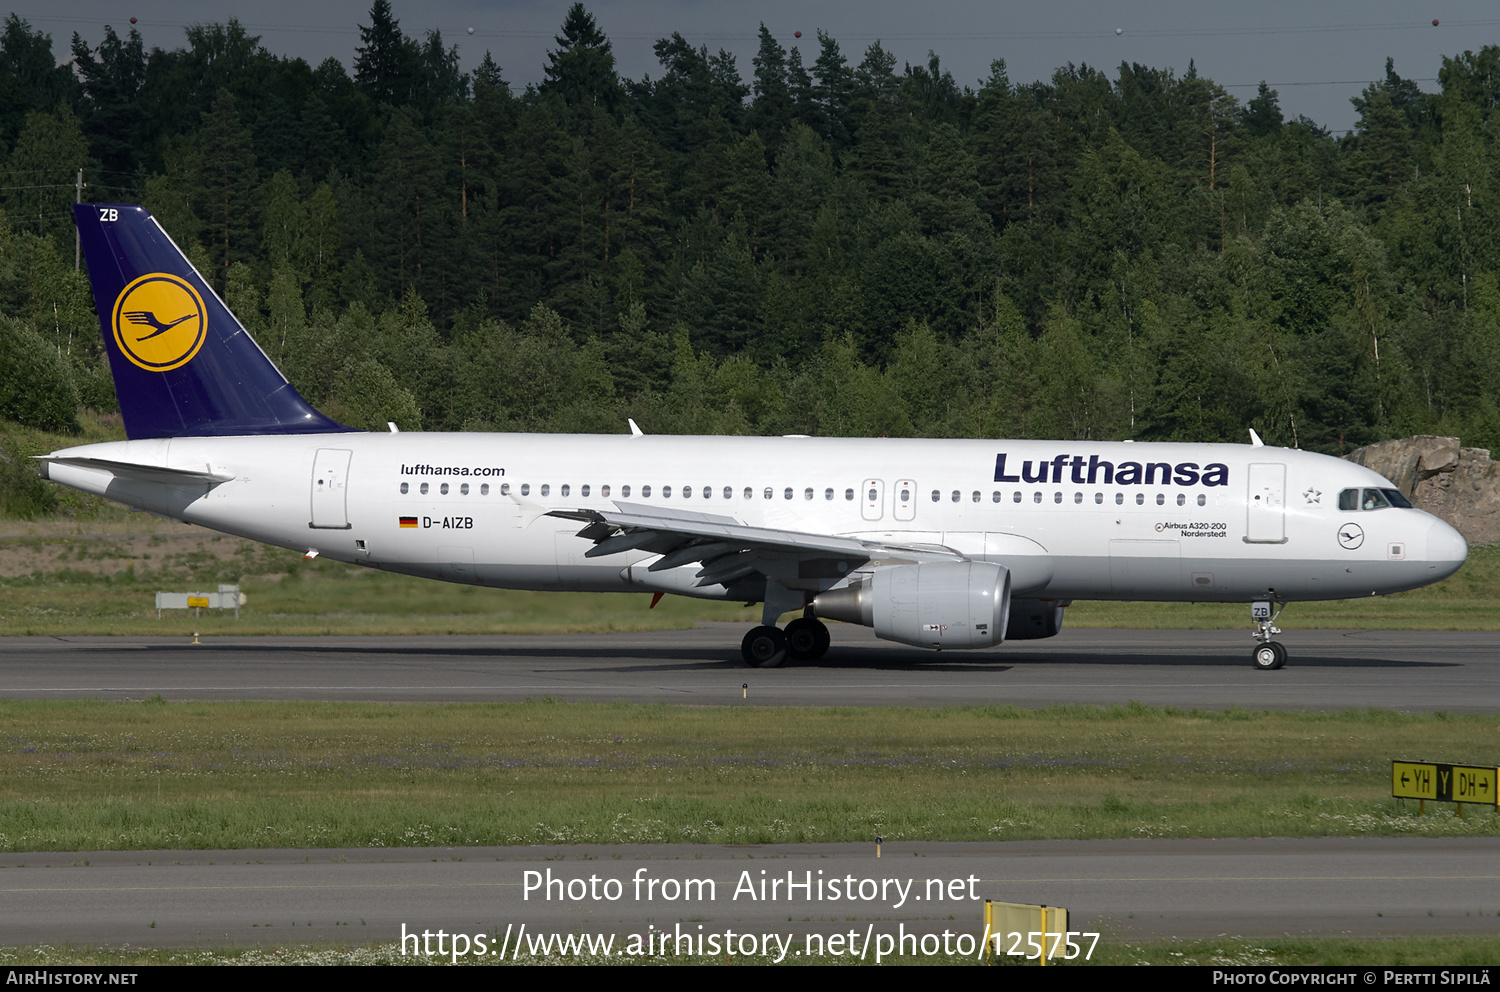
[825,488,834,500]
[519,483,528,496]
[746,488,754,500]
[785,488,794,500]
[846,489,856,501]
[1094,493,1103,504]
[663,486,672,498]
[972,491,981,503]
[804,488,814,500]
[581,485,590,497]
[481,484,490,496]
[1074,492,1083,504]
[560,484,569,497]
[641,485,651,497]
[601,485,609,497]
[1197,494,1206,506]
[951,490,960,503]
[682,486,691,498]
[461,483,470,495]
[1156,493,1164,505]
[1176,493,1185,506]
[421,482,430,495]
[900,488,910,501]
[992,491,1001,503]
[538,484,548,496]
[620,485,629,497]
[1115,493,1123,504]
[1033,492,1041,503]
[500,482,510,495]
[1135,493,1144,505]
[725,487,733,499]
[400,482,409,494]
[766,488,775,500]
[1013,492,1021,503]
[441,483,450,495]
[931,490,941,502]
[868,488,878,502]
[1053,492,1062,504]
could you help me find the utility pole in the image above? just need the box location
[74,169,83,271]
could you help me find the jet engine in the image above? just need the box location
[811,561,1010,649]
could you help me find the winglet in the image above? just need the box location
[1249,428,1265,447]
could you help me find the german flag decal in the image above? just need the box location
[399,516,419,528]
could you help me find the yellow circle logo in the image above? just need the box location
[111,273,207,372]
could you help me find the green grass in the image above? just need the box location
[2,700,1497,852]
[0,532,760,635]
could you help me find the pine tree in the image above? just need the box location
[354,0,419,106]
[541,4,622,111]
[198,92,259,289]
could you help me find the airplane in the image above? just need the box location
[39,204,1469,671]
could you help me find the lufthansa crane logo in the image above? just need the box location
[111,273,207,372]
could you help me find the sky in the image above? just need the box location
[17,1,1500,134]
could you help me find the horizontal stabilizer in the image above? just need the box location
[37,455,235,485]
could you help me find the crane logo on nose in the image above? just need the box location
[112,273,207,372]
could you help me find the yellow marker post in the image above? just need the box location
[876,835,882,858]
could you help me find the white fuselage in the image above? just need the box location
[43,432,1468,606]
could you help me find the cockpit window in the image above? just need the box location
[1341,487,1412,511]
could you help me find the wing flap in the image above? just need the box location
[548,501,967,591]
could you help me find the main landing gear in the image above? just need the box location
[740,615,830,667]
[1250,598,1287,670]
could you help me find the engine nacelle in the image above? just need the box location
[812,562,1011,650]
[1004,598,1067,640]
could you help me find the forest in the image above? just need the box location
[3,1,1500,482]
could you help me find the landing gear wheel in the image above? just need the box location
[784,618,831,660]
[741,625,788,668]
[1251,642,1286,671]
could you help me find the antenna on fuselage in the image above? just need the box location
[1249,428,1265,447]
[628,419,644,437]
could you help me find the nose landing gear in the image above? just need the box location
[1250,598,1286,670]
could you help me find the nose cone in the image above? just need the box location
[1426,517,1468,580]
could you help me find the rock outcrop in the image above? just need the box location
[1344,435,1500,546]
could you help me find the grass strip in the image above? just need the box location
[3,700,1498,851]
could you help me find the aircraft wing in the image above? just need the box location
[548,501,961,589]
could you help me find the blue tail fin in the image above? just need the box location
[74,203,353,439]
